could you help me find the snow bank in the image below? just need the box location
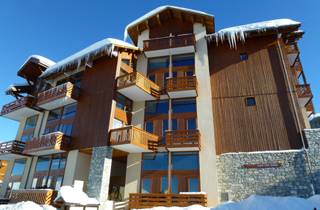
[40,38,138,79]
[54,186,99,206]
[213,195,320,210]
[0,201,56,210]
[124,5,213,41]
[207,19,300,48]
[133,204,208,210]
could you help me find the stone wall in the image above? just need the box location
[217,128,320,202]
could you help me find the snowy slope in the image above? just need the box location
[207,19,300,48]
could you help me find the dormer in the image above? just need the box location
[125,6,214,57]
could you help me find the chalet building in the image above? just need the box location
[0,5,318,209]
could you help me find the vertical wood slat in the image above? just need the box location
[9,189,57,205]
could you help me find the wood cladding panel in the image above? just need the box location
[149,19,193,39]
[71,56,118,149]
[209,35,304,154]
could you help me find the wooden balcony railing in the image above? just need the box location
[129,193,207,209]
[286,43,299,54]
[116,71,161,98]
[0,96,36,116]
[143,34,196,51]
[296,84,312,99]
[166,130,200,150]
[115,108,132,125]
[306,101,315,115]
[24,132,69,154]
[0,140,25,156]
[37,82,78,106]
[291,57,303,72]
[167,76,197,92]
[9,189,57,205]
[109,126,159,151]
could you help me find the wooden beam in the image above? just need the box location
[156,14,162,26]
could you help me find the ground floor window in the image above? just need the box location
[141,152,199,194]
[32,153,66,190]
[5,158,27,197]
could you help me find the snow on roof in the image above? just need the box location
[124,5,213,41]
[20,55,55,69]
[40,38,138,79]
[309,113,320,121]
[207,19,301,48]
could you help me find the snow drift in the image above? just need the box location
[0,201,56,210]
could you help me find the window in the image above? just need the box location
[189,178,200,192]
[145,121,154,133]
[245,97,256,106]
[148,74,156,82]
[24,115,38,130]
[62,103,77,119]
[161,176,168,193]
[21,134,33,142]
[142,178,152,193]
[172,152,199,170]
[240,53,248,61]
[148,57,169,70]
[145,100,169,115]
[47,108,62,122]
[36,156,51,172]
[187,118,197,130]
[11,159,26,176]
[172,98,196,113]
[55,176,63,190]
[172,54,195,67]
[143,153,168,171]
[59,124,73,136]
[172,119,178,130]
[112,119,123,129]
[115,93,132,112]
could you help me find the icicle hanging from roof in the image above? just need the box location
[207,19,301,49]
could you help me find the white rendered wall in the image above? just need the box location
[124,153,142,199]
[194,23,219,206]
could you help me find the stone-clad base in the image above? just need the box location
[217,129,320,202]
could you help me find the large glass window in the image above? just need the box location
[172,152,199,170]
[62,103,77,119]
[143,153,168,171]
[172,98,196,113]
[36,156,51,172]
[11,159,26,176]
[145,100,169,116]
[172,54,195,67]
[24,115,38,130]
[148,57,169,70]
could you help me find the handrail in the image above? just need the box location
[143,34,195,51]
[166,129,200,149]
[0,140,25,155]
[0,96,35,115]
[37,82,77,105]
[296,84,312,98]
[167,76,197,92]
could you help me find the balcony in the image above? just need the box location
[296,84,313,107]
[166,76,197,98]
[116,72,160,101]
[24,132,70,156]
[305,101,315,117]
[286,44,299,66]
[37,82,79,110]
[0,96,39,121]
[291,58,303,75]
[109,126,159,153]
[0,140,26,160]
[166,130,200,151]
[114,107,132,125]
[143,34,196,57]
[129,193,207,209]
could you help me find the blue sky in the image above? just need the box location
[0,0,319,141]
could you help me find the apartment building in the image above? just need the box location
[0,5,317,209]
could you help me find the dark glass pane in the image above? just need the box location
[172,176,179,194]
[186,71,194,76]
[11,159,26,176]
[21,134,33,142]
[161,176,168,193]
[240,53,248,61]
[172,98,196,113]
[246,97,256,106]
[148,57,169,70]
[164,72,169,87]
[145,100,169,115]
[162,120,168,144]
[36,156,50,172]
[172,72,178,77]
[172,152,199,170]
[148,74,156,82]
[143,153,168,171]
[145,122,154,133]
[172,54,194,67]
[51,158,60,170]
[24,115,38,130]
[187,118,197,130]
[142,178,152,193]
[172,119,178,130]
[47,108,62,122]
[62,103,77,119]
[55,176,63,190]
[189,178,200,192]
[59,124,73,136]
[59,158,66,169]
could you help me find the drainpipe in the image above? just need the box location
[276,37,315,195]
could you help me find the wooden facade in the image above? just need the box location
[208,35,305,154]
[71,56,118,149]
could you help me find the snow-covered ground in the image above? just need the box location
[133,195,320,210]
[0,201,56,210]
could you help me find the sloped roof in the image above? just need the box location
[40,38,139,79]
[125,5,214,44]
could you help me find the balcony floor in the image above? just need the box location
[1,107,40,121]
[111,143,153,153]
[167,89,197,99]
[0,153,27,160]
[38,96,77,110]
[118,85,157,101]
